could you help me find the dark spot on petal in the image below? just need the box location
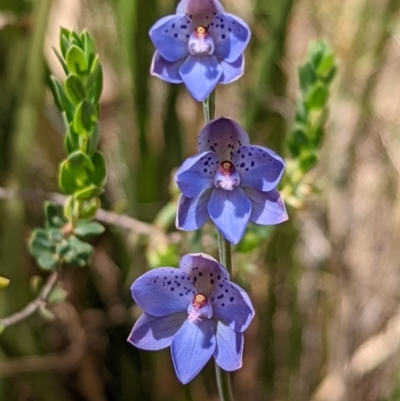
[230,297,234,302]
[210,279,214,284]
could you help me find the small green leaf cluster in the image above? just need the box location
[29,29,106,271]
[50,28,105,208]
[29,203,105,270]
[287,41,336,173]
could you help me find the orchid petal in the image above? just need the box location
[171,319,216,384]
[207,187,251,244]
[219,55,244,84]
[179,253,229,296]
[176,190,212,231]
[131,268,195,317]
[233,145,285,191]
[198,117,250,160]
[128,312,186,350]
[179,55,222,101]
[149,15,192,62]
[175,151,218,198]
[243,187,288,225]
[214,321,244,371]
[211,13,251,63]
[211,280,253,332]
[177,0,225,26]
[229,282,255,320]
[150,51,185,83]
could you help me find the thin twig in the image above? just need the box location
[0,187,171,239]
[0,271,58,328]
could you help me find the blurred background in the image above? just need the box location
[1,0,400,400]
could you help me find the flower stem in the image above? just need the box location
[202,93,234,401]
[202,91,215,124]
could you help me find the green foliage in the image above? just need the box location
[28,29,106,271]
[287,41,336,172]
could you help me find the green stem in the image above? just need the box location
[202,93,234,401]
[202,91,215,123]
[217,231,232,275]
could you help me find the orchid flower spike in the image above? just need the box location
[175,117,288,244]
[128,253,255,384]
[149,0,251,101]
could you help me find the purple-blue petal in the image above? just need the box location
[179,253,229,296]
[207,187,252,244]
[214,321,244,371]
[128,312,186,350]
[149,15,191,62]
[243,187,288,225]
[176,0,225,16]
[179,55,222,102]
[229,282,255,323]
[211,280,253,332]
[219,55,244,84]
[211,13,251,63]
[175,151,217,198]
[176,190,212,231]
[233,145,285,191]
[150,51,185,83]
[198,117,250,160]
[171,319,216,384]
[131,268,194,317]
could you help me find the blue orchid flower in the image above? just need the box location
[175,117,288,244]
[149,0,251,101]
[128,253,255,384]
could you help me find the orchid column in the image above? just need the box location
[129,1,288,400]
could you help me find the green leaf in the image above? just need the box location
[73,100,97,135]
[30,275,44,295]
[0,277,10,290]
[65,124,80,154]
[60,27,71,58]
[59,151,94,194]
[90,152,106,186]
[49,77,74,121]
[58,236,93,267]
[39,306,56,320]
[80,198,101,220]
[37,254,59,271]
[87,124,100,155]
[45,202,66,229]
[299,152,318,172]
[74,220,105,238]
[288,126,308,157]
[29,228,56,258]
[298,61,316,94]
[305,82,328,110]
[65,75,86,106]
[82,30,96,69]
[308,41,325,69]
[70,31,84,49]
[66,45,88,76]
[92,63,103,103]
[48,287,69,303]
[317,53,335,78]
[86,57,103,104]
[52,47,69,76]
[74,184,101,200]
[48,229,64,242]
[63,196,75,221]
